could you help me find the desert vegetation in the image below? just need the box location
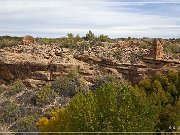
[1,70,179,133]
[1,32,179,61]
[0,33,180,134]
[0,36,22,48]
[36,70,180,133]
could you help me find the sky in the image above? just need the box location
[0,0,180,38]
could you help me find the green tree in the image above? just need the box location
[138,71,180,132]
[37,77,158,132]
[97,34,110,42]
[62,33,77,48]
[75,34,82,42]
[67,33,74,39]
[84,30,95,41]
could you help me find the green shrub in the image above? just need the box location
[139,43,149,49]
[113,49,123,62]
[0,36,22,48]
[9,79,25,95]
[51,70,86,97]
[61,33,79,49]
[35,85,56,106]
[130,52,138,65]
[164,44,180,54]
[10,115,38,132]
[36,34,82,46]
[0,101,20,124]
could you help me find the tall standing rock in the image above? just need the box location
[22,35,36,45]
[149,38,164,60]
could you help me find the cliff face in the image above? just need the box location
[0,40,179,87]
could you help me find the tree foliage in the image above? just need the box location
[97,34,110,42]
[138,70,180,132]
[36,70,180,133]
[83,30,95,41]
[37,77,158,132]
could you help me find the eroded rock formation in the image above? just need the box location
[22,35,36,45]
[149,38,164,60]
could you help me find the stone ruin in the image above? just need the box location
[149,38,164,60]
[22,35,36,45]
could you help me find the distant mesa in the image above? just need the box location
[22,35,36,45]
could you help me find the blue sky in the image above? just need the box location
[0,0,180,38]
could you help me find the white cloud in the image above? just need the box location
[0,0,180,38]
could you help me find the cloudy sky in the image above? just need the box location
[0,0,180,38]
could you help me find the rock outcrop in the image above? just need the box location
[149,38,164,60]
[22,35,36,45]
[0,39,179,86]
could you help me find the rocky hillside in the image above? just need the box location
[0,36,180,132]
[0,38,179,87]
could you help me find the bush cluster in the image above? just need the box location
[37,71,180,133]
[138,70,180,132]
[164,44,180,54]
[51,70,86,97]
[8,79,25,95]
[10,115,38,132]
[0,36,22,48]
[0,101,20,124]
[35,85,56,106]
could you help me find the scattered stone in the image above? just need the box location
[0,38,179,87]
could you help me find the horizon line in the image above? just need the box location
[0,34,179,39]
[1,1,180,4]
